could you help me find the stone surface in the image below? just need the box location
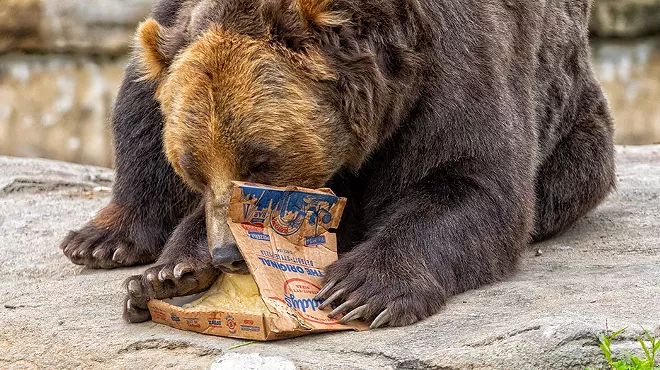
[1,147,659,369]
[211,354,297,370]
[591,0,660,38]
[0,0,152,55]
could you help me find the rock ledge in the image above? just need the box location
[1,147,659,370]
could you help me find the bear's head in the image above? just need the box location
[135,0,382,270]
[135,0,370,196]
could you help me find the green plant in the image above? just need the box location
[593,328,660,370]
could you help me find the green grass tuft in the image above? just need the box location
[589,328,660,370]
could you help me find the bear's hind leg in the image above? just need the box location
[533,85,616,241]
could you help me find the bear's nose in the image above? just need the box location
[212,242,249,274]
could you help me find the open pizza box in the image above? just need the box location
[147,182,367,340]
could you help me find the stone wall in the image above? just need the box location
[592,37,660,145]
[591,0,660,38]
[0,0,152,55]
[0,0,659,167]
[0,55,125,167]
[0,0,152,167]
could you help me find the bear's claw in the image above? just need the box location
[314,279,337,301]
[315,280,392,328]
[61,223,161,269]
[314,276,413,329]
[317,288,345,311]
[337,304,367,325]
[369,309,392,329]
[124,296,151,323]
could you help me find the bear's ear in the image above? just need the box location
[264,0,349,49]
[296,0,349,28]
[136,19,171,81]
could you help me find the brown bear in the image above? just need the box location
[60,0,615,327]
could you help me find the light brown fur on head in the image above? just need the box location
[136,13,352,198]
[296,0,349,28]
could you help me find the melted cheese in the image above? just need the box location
[182,273,269,315]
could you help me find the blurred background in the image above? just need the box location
[0,0,659,168]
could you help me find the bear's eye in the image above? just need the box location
[241,160,274,183]
[252,160,270,172]
[240,143,279,181]
[248,160,272,177]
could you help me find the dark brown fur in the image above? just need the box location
[60,0,615,326]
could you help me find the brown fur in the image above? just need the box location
[296,0,349,27]
[90,202,127,229]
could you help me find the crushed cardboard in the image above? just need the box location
[148,182,367,340]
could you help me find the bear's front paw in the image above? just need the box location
[314,251,446,328]
[123,256,219,323]
[60,202,165,269]
[124,204,217,323]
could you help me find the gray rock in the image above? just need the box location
[1,146,659,370]
[211,354,297,370]
[591,0,660,38]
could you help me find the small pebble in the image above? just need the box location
[535,249,543,257]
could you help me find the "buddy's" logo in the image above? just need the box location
[270,278,341,326]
